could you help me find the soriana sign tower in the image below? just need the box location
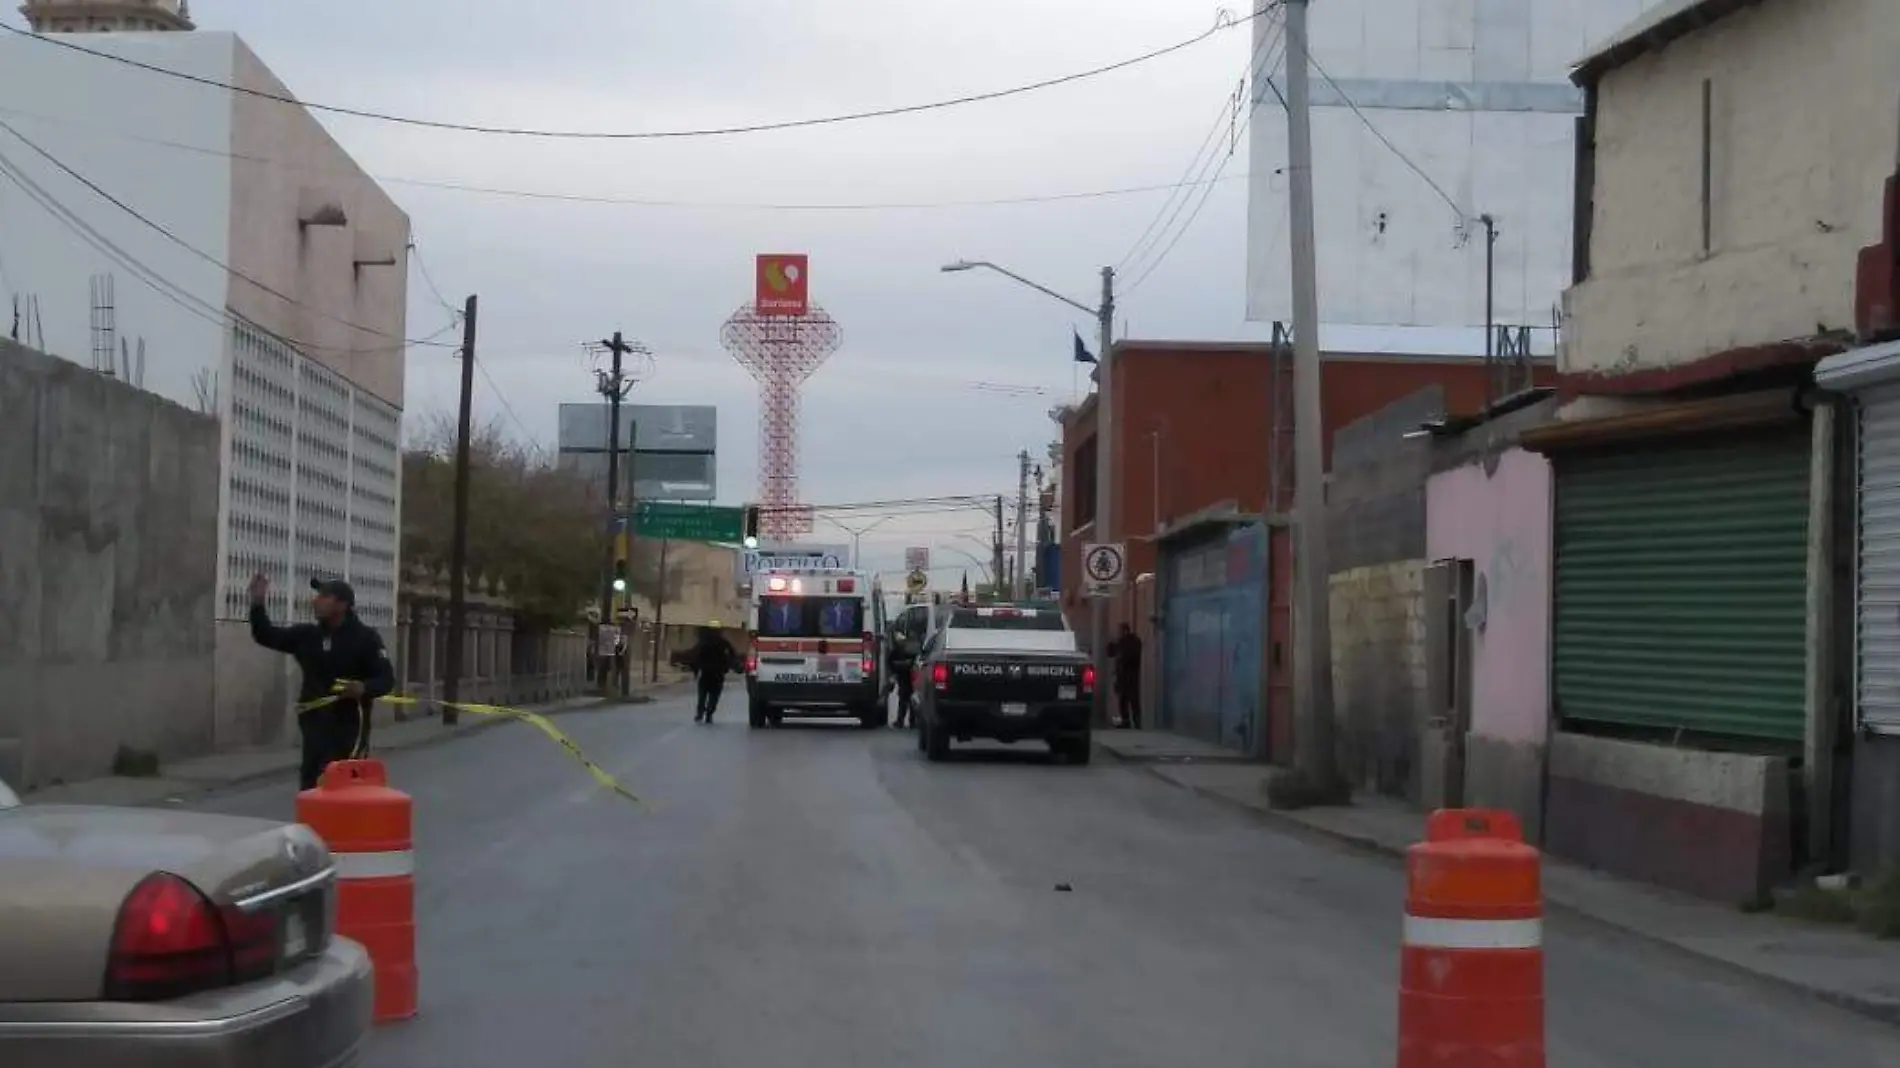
[754,253,810,317]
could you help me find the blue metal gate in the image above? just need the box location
[1160,524,1265,754]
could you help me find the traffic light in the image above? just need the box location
[612,558,628,594]
[742,504,760,548]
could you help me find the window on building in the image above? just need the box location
[1071,437,1097,527]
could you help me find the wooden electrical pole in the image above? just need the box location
[443,294,478,725]
[595,332,636,696]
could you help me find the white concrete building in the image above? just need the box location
[1245,0,1663,341]
[1564,0,1899,376]
[20,0,193,34]
[1532,0,1900,890]
[0,27,411,744]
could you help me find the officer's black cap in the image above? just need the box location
[310,578,356,606]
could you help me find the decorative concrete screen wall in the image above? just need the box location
[220,320,400,630]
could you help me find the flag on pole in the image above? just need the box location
[1072,329,1097,365]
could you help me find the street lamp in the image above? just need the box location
[822,515,897,568]
[942,258,1117,724]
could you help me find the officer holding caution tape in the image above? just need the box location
[248,573,394,789]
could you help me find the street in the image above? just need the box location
[189,692,1900,1068]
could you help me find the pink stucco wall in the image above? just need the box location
[1425,448,1552,746]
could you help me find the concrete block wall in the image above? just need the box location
[1328,559,1428,799]
[0,339,220,790]
[1546,732,1793,902]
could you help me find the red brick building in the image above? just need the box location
[1059,339,1527,751]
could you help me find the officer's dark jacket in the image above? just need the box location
[250,605,395,712]
[694,632,739,677]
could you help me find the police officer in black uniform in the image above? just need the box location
[248,574,395,789]
[887,631,919,729]
[691,624,740,723]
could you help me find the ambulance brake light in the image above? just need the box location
[837,578,856,593]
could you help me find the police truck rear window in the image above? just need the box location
[758,597,865,638]
[951,608,1065,631]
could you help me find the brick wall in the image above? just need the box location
[1328,559,1427,799]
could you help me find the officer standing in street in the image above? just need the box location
[887,630,919,729]
[691,623,740,723]
[248,573,395,789]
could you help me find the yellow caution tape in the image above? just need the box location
[296,684,642,806]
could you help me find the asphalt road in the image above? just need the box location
[191,692,1900,1068]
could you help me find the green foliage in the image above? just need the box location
[402,416,612,628]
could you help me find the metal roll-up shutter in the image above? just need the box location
[1553,430,1811,742]
[1858,385,1900,734]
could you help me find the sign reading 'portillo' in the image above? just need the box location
[755,253,810,317]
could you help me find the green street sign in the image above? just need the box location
[633,501,745,542]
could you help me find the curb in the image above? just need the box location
[1114,755,1900,1030]
[129,696,654,808]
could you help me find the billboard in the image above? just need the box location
[754,254,810,317]
[734,543,851,586]
[556,403,717,502]
[1243,0,1664,332]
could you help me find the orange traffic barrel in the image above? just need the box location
[1397,808,1543,1068]
[297,759,416,1022]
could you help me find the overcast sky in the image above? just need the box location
[42,1,1291,583]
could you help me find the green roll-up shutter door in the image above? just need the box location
[1553,430,1810,742]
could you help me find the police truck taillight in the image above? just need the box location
[104,872,275,1001]
[745,652,758,675]
[931,663,949,691]
[1081,665,1097,695]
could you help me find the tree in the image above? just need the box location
[401,415,614,628]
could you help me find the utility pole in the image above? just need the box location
[1091,266,1116,724]
[442,295,478,725]
[595,332,636,697]
[1284,0,1342,797]
[1014,449,1031,599]
[648,538,670,684]
[993,495,1006,599]
[1480,213,1499,408]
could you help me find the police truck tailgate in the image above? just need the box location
[943,656,1088,703]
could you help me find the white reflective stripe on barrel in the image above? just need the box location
[332,849,414,879]
[1402,915,1541,950]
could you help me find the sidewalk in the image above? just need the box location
[1103,745,1900,1028]
[22,687,682,809]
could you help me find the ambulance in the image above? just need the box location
[744,566,888,729]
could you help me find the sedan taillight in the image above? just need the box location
[104,872,270,1001]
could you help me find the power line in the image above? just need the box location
[1125,21,1290,292]
[0,11,1269,142]
[0,102,1249,213]
[409,241,460,317]
[1306,49,1466,222]
[0,141,428,365]
[0,115,459,349]
[1116,5,1287,275]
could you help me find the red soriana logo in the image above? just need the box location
[755,254,810,317]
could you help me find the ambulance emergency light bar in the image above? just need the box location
[762,574,857,595]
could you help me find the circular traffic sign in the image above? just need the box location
[906,569,929,592]
[1084,544,1125,583]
